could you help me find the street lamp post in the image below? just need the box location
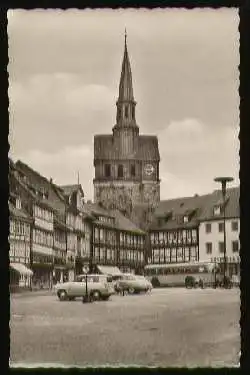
[214,176,234,288]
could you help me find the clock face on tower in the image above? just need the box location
[144,164,154,176]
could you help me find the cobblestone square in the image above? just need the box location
[10,288,240,367]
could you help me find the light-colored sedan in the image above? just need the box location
[55,274,115,301]
[115,274,153,295]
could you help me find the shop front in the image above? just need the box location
[53,267,68,284]
[10,262,33,292]
[32,252,54,289]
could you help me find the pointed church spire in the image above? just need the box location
[118,29,134,102]
[114,30,138,131]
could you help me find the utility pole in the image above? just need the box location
[214,177,234,288]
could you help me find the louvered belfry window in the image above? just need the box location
[118,164,124,178]
[131,164,135,177]
[104,164,111,178]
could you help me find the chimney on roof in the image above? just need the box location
[194,194,199,197]
[49,178,53,184]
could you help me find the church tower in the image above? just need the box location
[93,32,160,217]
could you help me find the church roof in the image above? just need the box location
[94,134,160,161]
[118,32,134,102]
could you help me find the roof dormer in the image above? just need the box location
[213,196,229,216]
[183,208,197,223]
[213,205,221,216]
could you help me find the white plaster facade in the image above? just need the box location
[199,218,240,263]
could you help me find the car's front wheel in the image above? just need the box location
[57,290,68,301]
[128,287,135,295]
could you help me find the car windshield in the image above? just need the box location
[75,275,86,282]
[87,276,100,283]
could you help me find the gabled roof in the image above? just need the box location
[150,194,212,230]
[110,209,145,234]
[10,167,55,212]
[82,202,115,219]
[60,184,84,198]
[9,201,32,222]
[155,194,209,216]
[199,187,239,221]
[14,160,67,213]
[94,134,160,161]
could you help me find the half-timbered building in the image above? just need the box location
[148,194,211,265]
[9,192,33,290]
[82,203,146,274]
[15,161,93,284]
[10,161,55,288]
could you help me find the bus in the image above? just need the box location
[144,262,220,288]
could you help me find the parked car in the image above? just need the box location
[55,274,115,301]
[115,274,153,294]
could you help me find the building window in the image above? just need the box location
[219,242,224,253]
[232,240,239,253]
[205,223,212,233]
[183,216,189,223]
[125,106,129,118]
[104,164,111,178]
[218,222,224,233]
[231,221,238,232]
[130,164,135,177]
[206,242,212,254]
[118,164,123,178]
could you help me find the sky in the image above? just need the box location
[8,8,239,201]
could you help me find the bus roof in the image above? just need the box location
[144,261,214,269]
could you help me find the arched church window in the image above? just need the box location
[131,164,135,177]
[118,164,124,178]
[104,164,111,178]
[117,107,121,120]
[125,106,129,118]
[132,106,135,119]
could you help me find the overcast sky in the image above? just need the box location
[8,8,239,201]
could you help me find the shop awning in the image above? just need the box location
[10,263,33,276]
[97,265,122,276]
